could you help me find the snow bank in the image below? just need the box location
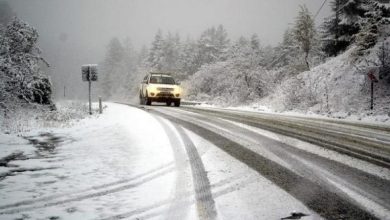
[254,45,390,123]
[0,100,95,135]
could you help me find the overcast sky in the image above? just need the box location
[8,0,331,48]
[5,0,331,98]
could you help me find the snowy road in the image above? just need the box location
[0,103,389,220]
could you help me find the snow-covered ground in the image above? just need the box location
[0,103,327,220]
[0,103,176,219]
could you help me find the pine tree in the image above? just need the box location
[100,37,124,99]
[293,4,316,70]
[355,0,390,53]
[197,25,230,65]
[179,37,200,76]
[250,34,260,52]
[321,0,389,56]
[161,32,181,72]
[148,29,164,71]
[0,17,52,105]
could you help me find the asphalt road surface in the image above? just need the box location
[134,103,390,220]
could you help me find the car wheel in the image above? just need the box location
[139,93,144,105]
[174,100,180,107]
[166,101,172,106]
[145,94,151,106]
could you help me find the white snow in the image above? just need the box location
[0,103,329,219]
[0,103,176,220]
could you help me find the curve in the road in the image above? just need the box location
[182,107,390,169]
[152,110,380,220]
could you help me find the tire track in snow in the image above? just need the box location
[159,107,390,218]
[154,114,217,220]
[0,165,174,215]
[154,116,193,220]
[151,110,379,220]
[181,107,390,168]
[175,125,218,220]
[0,163,174,211]
[100,173,251,220]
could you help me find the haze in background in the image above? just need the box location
[6,0,331,99]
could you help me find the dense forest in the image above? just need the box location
[1,0,390,116]
[98,0,390,115]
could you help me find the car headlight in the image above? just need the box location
[174,86,181,97]
[148,86,158,96]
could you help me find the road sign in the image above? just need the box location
[82,64,98,115]
[82,64,98,81]
[368,70,378,82]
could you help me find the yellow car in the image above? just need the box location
[139,73,182,107]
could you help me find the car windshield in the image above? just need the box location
[149,75,175,85]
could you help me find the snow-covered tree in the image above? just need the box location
[0,17,52,106]
[100,37,128,99]
[355,1,390,54]
[322,0,362,56]
[268,28,304,76]
[178,37,200,77]
[250,34,260,51]
[147,30,183,73]
[197,25,230,65]
[322,0,390,56]
[293,5,316,70]
[377,39,390,83]
[148,29,165,71]
[161,32,181,72]
[99,37,141,100]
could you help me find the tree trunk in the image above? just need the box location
[305,52,310,70]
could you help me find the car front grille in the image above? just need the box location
[157,92,174,97]
[157,87,174,92]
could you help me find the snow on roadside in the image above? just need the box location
[192,103,390,125]
[0,103,176,220]
[189,45,390,124]
[0,100,91,135]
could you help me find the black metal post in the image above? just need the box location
[370,80,374,110]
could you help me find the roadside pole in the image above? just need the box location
[99,96,103,114]
[88,67,92,115]
[370,80,374,110]
[367,68,378,111]
[82,64,98,115]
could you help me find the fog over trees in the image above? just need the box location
[1,0,390,114]
[3,0,331,99]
